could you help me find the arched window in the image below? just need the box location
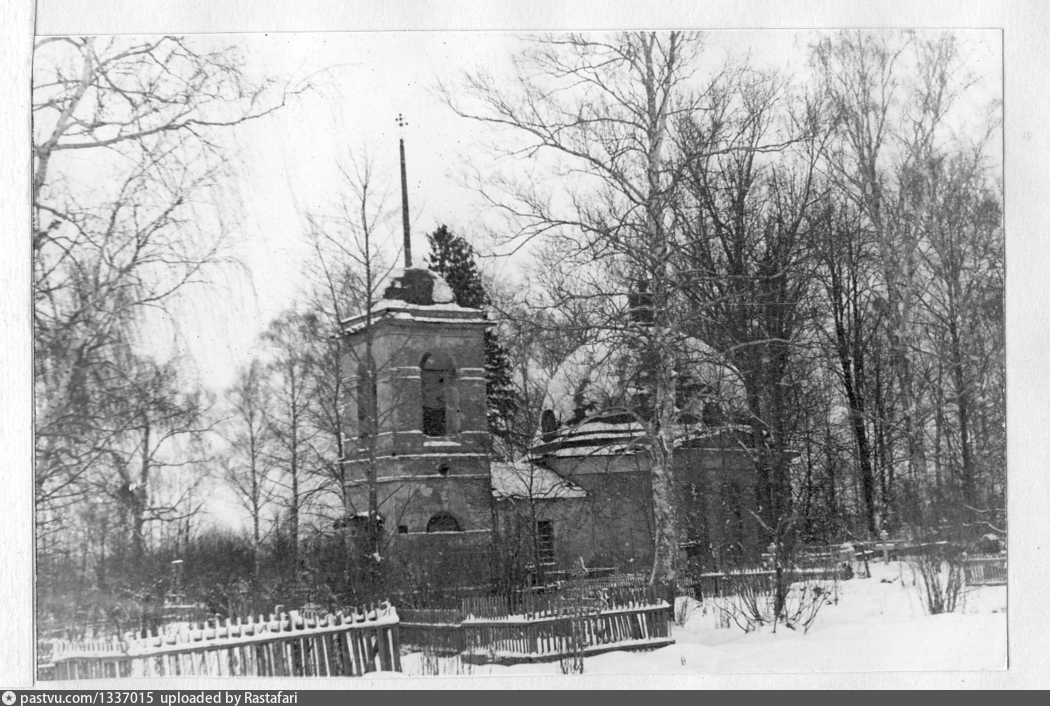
[426,511,462,533]
[420,352,456,437]
[357,362,377,438]
[540,409,559,441]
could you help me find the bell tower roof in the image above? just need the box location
[380,267,456,306]
[340,267,489,335]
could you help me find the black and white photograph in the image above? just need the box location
[9,0,1045,688]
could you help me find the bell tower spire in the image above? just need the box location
[396,113,412,268]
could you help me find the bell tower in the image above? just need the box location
[339,269,494,574]
[341,268,492,467]
[337,123,494,583]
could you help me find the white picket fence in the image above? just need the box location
[44,602,401,680]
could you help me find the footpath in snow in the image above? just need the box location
[400,561,1006,676]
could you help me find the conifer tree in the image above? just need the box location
[426,225,521,456]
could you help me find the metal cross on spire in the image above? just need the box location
[396,113,412,268]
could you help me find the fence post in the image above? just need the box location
[875,531,894,564]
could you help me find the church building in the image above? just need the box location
[338,263,764,589]
[336,134,764,593]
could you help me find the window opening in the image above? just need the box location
[535,520,555,566]
[357,363,377,438]
[426,511,462,533]
[421,352,455,437]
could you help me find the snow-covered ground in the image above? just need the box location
[401,561,1007,677]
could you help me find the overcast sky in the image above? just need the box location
[117,30,1003,393]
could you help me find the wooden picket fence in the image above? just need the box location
[458,578,651,620]
[961,554,1007,586]
[691,566,843,600]
[42,639,129,681]
[400,584,673,665]
[461,603,672,665]
[44,602,401,680]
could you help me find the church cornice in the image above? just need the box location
[340,451,490,464]
[345,473,492,486]
[340,301,490,335]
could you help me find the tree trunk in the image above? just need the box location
[289,409,300,573]
[131,419,150,567]
[639,32,679,593]
[834,336,877,535]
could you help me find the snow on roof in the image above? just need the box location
[529,335,751,425]
[535,443,643,459]
[340,298,488,333]
[535,340,623,421]
[339,267,490,333]
[381,267,456,304]
[529,408,760,459]
[490,460,588,501]
[529,408,647,459]
[675,424,756,449]
[369,299,482,316]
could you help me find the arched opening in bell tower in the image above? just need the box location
[420,351,457,436]
[356,361,377,438]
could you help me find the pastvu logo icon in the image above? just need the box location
[2,690,16,705]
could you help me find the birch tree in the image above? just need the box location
[916,147,1004,517]
[33,35,303,588]
[260,310,318,575]
[812,30,1002,531]
[812,32,920,522]
[298,154,434,598]
[221,358,278,578]
[442,31,715,592]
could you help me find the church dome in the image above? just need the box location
[380,267,457,306]
[530,407,645,459]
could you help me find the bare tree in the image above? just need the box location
[916,147,1004,515]
[221,358,279,578]
[108,358,212,566]
[296,153,435,598]
[442,31,716,593]
[810,192,885,534]
[674,69,825,539]
[56,351,216,634]
[33,35,305,594]
[298,155,398,519]
[811,30,1003,532]
[260,310,320,574]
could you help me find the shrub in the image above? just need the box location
[674,596,697,627]
[712,569,836,634]
[908,547,964,615]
